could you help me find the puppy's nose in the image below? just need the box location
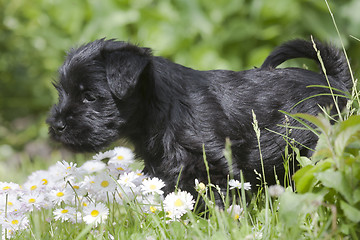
[52,120,67,134]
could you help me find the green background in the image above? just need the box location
[0,0,359,181]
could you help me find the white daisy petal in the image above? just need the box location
[226,204,244,220]
[163,190,195,220]
[83,202,109,227]
[79,160,106,175]
[53,206,77,223]
[229,179,251,190]
[92,150,115,162]
[109,147,134,165]
[117,172,139,189]
[140,177,165,195]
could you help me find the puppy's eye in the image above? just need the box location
[82,92,97,103]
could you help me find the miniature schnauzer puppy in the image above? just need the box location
[47,38,351,197]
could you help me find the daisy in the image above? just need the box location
[20,192,46,211]
[66,179,87,197]
[48,187,73,205]
[92,172,117,194]
[138,194,162,214]
[2,228,18,239]
[59,160,78,178]
[48,160,78,181]
[228,179,251,190]
[108,147,134,166]
[163,190,195,220]
[79,160,106,175]
[80,175,96,193]
[140,177,165,195]
[106,162,130,178]
[117,172,139,189]
[133,170,147,185]
[26,170,55,190]
[0,182,21,194]
[2,213,29,231]
[226,204,244,220]
[92,149,115,162]
[78,196,91,208]
[53,206,77,223]
[22,181,45,193]
[0,194,21,213]
[83,202,109,227]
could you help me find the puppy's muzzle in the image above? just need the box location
[51,120,67,135]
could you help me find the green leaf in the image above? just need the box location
[334,115,360,156]
[316,169,353,204]
[293,147,312,167]
[293,165,316,193]
[293,160,332,193]
[353,188,360,204]
[278,111,320,137]
[340,200,360,223]
[279,190,325,227]
[291,113,332,135]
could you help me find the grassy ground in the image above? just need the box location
[1,102,359,239]
[1,2,360,239]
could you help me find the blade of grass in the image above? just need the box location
[324,0,360,105]
[311,35,343,121]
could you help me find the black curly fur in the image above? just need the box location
[47,38,350,200]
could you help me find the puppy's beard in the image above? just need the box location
[48,117,121,153]
[49,127,119,152]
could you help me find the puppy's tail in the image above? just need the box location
[261,39,352,91]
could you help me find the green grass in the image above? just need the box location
[2,2,360,239]
[2,107,359,239]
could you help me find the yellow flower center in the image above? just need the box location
[8,201,13,206]
[117,167,124,171]
[234,214,240,220]
[3,186,11,190]
[11,220,19,225]
[82,202,88,207]
[42,179,48,185]
[29,198,36,203]
[30,185,37,191]
[67,166,72,170]
[91,210,99,217]
[137,173,143,176]
[61,209,69,214]
[117,155,124,160]
[150,206,157,213]
[101,181,109,187]
[56,192,64,197]
[166,211,172,217]
[149,184,157,190]
[174,198,184,207]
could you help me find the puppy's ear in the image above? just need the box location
[102,42,151,99]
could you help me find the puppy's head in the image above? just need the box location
[47,39,152,152]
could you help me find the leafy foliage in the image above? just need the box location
[283,114,360,237]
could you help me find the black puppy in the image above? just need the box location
[47,39,351,197]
